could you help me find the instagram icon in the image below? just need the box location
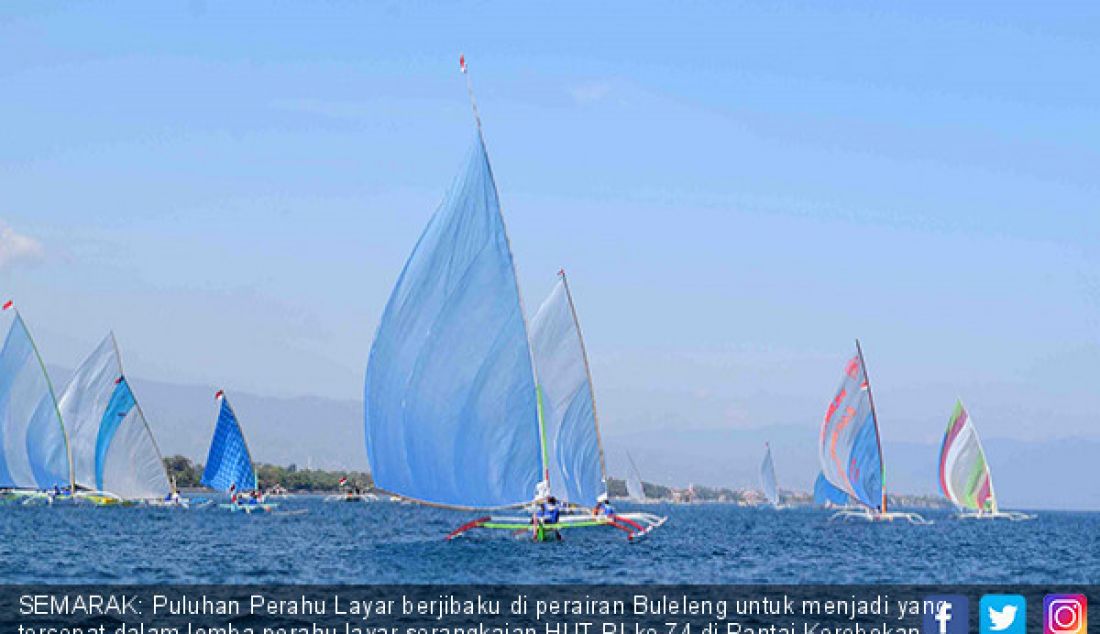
[1045,595,1087,634]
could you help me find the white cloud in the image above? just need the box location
[569,80,614,105]
[0,221,45,269]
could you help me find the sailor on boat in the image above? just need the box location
[534,496,563,541]
[593,492,616,518]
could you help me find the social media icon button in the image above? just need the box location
[924,595,970,634]
[1045,594,1087,634]
[981,595,1026,634]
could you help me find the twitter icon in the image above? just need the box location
[981,595,1026,634]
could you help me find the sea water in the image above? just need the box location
[1,498,1097,584]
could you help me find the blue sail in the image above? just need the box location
[201,395,257,493]
[813,472,849,506]
[364,136,541,509]
[818,346,884,511]
[0,307,71,489]
[529,274,606,507]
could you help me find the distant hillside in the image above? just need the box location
[50,365,368,472]
[49,366,1100,510]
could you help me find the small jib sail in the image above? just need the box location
[819,340,927,523]
[813,472,848,507]
[202,391,257,493]
[937,400,1032,520]
[58,334,171,501]
[0,301,73,491]
[759,442,779,506]
[625,452,646,502]
[528,270,607,507]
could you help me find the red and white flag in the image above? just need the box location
[214,390,225,400]
[459,54,467,74]
[338,476,348,487]
[2,300,12,311]
[114,376,124,385]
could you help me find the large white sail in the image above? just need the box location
[57,333,170,500]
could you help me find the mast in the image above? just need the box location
[460,54,551,492]
[854,338,886,514]
[13,306,75,492]
[558,269,609,489]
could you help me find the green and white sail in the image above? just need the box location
[938,399,996,513]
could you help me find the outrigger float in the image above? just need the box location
[362,56,665,542]
[818,340,931,525]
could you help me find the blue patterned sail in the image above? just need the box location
[760,442,779,506]
[0,305,71,489]
[529,272,606,507]
[364,136,542,509]
[58,334,171,499]
[201,393,257,493]
[818,342,885,512]
[813,472,849,506]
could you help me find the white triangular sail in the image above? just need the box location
[529,272,607,507]
[760,442,779,506]
[625,451,646,502]
[58,334,170,500]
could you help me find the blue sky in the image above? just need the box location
[1,2,1097,458]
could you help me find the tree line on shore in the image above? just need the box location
[164,455,372,492]
[164,455,947,506]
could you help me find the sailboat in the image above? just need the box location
[203,390,274,513]
[0,301,74,504]
[938,399,1033,520]
[759,442,781,508]
[57,333,176,506]
[625,452,647,503]
[818,340,929,524]
[363,57,663,541]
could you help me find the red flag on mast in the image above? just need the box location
[2,300,12,311]
[459,54,467,74]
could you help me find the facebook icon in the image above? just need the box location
[923,595,969,634]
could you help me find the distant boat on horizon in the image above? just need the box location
[759,442,781,508]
